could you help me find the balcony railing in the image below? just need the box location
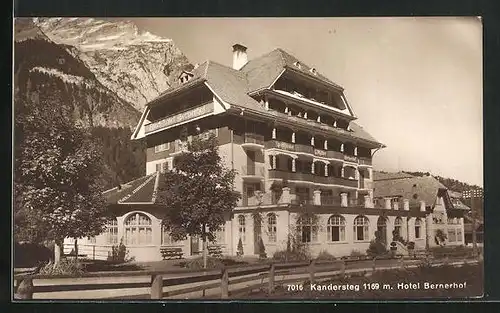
[344,154,358,163]
[268,170,358,188]
[321,196,342,206]
[145,102,214,134]
[358,157,372,166]
[243,133,265,145]
[294,143,314,154]
[241,165,265,177]
[291,198,314,206]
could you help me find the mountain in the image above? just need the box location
[34,17,194,111]
[14,18,145,189]
[15,18,141,129]
[401,171,483,195]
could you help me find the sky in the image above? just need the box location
[129,17,483,187]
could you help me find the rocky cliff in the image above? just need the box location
[34,17,194,112]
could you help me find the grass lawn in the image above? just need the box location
[241,262,484,300]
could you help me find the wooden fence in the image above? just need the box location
[13,252,480,300]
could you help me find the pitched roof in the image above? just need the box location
[373,171,415,181]
[142,48,382,147]
[103,172,159,204]
[373,175,448,208]
[240,48,342,92]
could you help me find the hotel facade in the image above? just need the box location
[66,45,467,261]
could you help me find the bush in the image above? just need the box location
[367,230,388,257]
[315,250,336,261]
[273,249,310,262]
[14,242,53,268]
[38,258,84,276]
[107,239,134,263]
[180,256,225,270]
[350,250,364,257]
[367,240,387,257]
[237,238,244,256]
[407,241,415,250]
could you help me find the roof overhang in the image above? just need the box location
[283,65,344,92]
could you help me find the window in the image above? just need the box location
[238,215,246,242]
[216,224,225,244]
[89,236,97,244]
[106,219,118,245]
[353,215,369,241]
[327,215,346,242]
[415,218,422,239]
[456,228,462,242]
[296,215,318,243]
[161,226,179,245]
[124,213,153,245]
[448,229,457,243]
[394,217,403,237]
[154,143,169,153]
[267,213,277,243]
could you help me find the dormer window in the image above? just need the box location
[178,71,194,84]
[310,68,317,75]
[293,61,302,69]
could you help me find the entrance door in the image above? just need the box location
[190,236,200,255]
[377,217,388,245]
[253,216,262,254]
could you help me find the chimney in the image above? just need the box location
[232,44,248,70]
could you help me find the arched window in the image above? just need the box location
[238,215,246,242]
[124,213,152,245]
[394,217,403,238]
[267,213,277,242]
[414,218,422,239]
[296,215,318,243]
[353,215,369,241]
[327,215,346,242]
[106,219,118,244]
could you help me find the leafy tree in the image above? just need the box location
[14,91,109,264]
[157,134,241,268]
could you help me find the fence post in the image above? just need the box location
[151,274,163,299]
[309,260,315,284]
[93,245,96,260]
[15,277,34,299]
[268,263,275,293]
[372,256,377,272]
[220,266,229,299]
[340,260,346,278]
[399,256,405,269]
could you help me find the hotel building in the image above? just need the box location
[66,45,466,261]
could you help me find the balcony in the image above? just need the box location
[266,140,343,161]
[145,102,214,134]
[241,133,265,150]
[291,198,315,206]
[268,169,358,188]
[344,154,358,163]
[241,165,265,180]
[358,157,372,167]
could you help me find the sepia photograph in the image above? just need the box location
[13,17,483,300]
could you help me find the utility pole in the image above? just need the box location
[463,189,482,258]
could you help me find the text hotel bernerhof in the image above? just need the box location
[306,282,467,292]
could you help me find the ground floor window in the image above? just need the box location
[215,224,225,244]
[238,215,246,242]
[296,216,318,243]
[327,215,345,242]
[354,215,369,241]
[161,226,180,245]
[106,219,118,244]
[394,217,403,239]
[124,213,153,245]
[448,227,463,243]
[267,213,277,242]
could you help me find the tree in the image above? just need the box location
[157,134,241,268]
[14,91,109,264]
